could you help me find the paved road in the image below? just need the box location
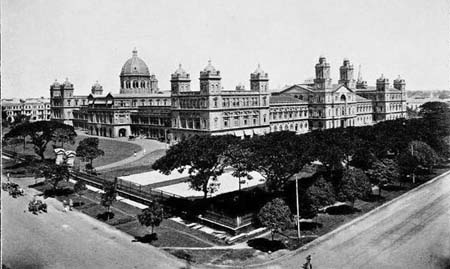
[2,177,187,269]
[262,172,450,269]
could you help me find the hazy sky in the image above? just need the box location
[2,0,449,98]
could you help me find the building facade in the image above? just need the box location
[50,50,407,141]
[2,97,51,122]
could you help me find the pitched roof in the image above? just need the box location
[269,95,308,104]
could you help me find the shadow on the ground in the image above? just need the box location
[43,188,74,198]
[325,204,361,215]
[299,221,323,230]
[247,238,286,252]
[96,212,115,221]
[132,233,158,244]
[381,184,406,191]
[362,194,386,202]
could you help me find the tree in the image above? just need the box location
[306,176,336,215]
[137,201,164,234]
[398,141,440,178]
[73,180,87,199]
[100,179,117,220]
[258,198,292,241]
[4,121,76,160]
[366,158,400,186]
[153,135,239,199]
[35,162,71,192]
[2,107,8,127]
[52,127,77,148]
[76,137,105,170]
[223,140,254,195]
[248,132,313,193]
[336,168,371,206]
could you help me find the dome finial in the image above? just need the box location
[132,47,138,57]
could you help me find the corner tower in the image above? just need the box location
[339,58,356,88]
[199,60,221,95]
[314,56,332,90]
[376,74,389,91]
[91,81,104,95]
[250,64,269,92]
[171,64,191,94]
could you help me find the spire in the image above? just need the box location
[357,65,362,81]
[132,47,138,57]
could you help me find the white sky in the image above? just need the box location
[2,0,449,98]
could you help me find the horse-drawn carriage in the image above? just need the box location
[28,199,47,214]
[2,182,24,198]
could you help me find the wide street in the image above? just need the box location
[263,171,450,269]
[2,176,186,269]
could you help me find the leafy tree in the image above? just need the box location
[35,162,71,192]
[73,180,87,198]
[350,148,378,170]
[336,168,371,206]
[366,158,400,186]
[12,113,30,126]
[137,201,164,234]
[223,140,254,194]
[52,127,77,148]
[4,121,76,160]
[100,180,117,219]
[258,198,292,240]
[248,131,313,193]
[418,102,450,156]
[153,135,239,199]
[404,141,440,172]
[306,176,336,214]
[76,137,105,170]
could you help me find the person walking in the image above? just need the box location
[302,255,312,269]
[69,199,73,211]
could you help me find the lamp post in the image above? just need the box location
[295,174,301,239]
[411,143,416,184]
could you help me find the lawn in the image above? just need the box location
[101,149,166,178]
[29,180,217,248]
[3,134,141,168]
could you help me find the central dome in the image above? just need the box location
[120,48,150,77]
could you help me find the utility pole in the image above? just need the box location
[296,174,301,239]
[411,143,416,184]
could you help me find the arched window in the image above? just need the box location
[141,81,145,88]
[340,94,346,102]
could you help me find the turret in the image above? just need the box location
[376,74,389,91]
[50,79,62,98]
[393,75,406,91]
[314,56,332,90]
[250,64,269,92]
[338,58,355,88]
[170,64,191,94]
[199,60,221,94]
[91,81,103,95]
[61,78,74,98]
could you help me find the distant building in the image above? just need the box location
[50,50,407,141]
[278,57,406,130]
[2,97,51,122]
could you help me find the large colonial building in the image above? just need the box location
[50,49,406,142]
[2,97,51,122]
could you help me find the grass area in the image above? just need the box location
[3,134,141,168]
[28,180,216,248]
[100,149,166,178]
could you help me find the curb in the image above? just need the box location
[202,169,450,269]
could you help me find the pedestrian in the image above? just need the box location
[69,198,73,211]
[134,151,137,157]
[63,200,68,212]
[302,255,312,269]
[7,172,10,182]
[143,148,146,155]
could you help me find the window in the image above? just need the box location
[234,117,239,126]
[224,118,229,128]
